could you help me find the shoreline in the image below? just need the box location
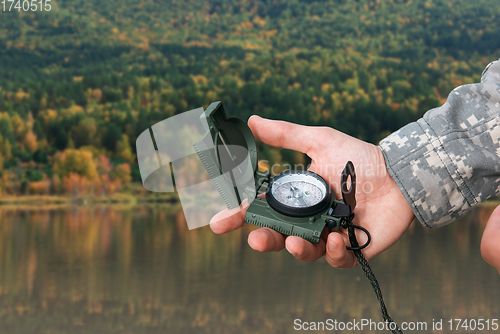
[0,193,180,207]
[0,194,498,208]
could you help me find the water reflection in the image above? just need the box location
[0,203,499,333]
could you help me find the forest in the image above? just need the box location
[0,0,499,197]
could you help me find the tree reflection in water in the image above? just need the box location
[0,203,499,333]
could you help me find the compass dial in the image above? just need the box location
[266,170,331,217]
[272,180,324,207]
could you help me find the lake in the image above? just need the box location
[0,202,499,333]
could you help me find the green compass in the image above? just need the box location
[194,101,357,244]
[267,170,331,217]
[192,101,401,332]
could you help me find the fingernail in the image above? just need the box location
[286,245,298,257]
[328,238,338,252]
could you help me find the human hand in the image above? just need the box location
[210,115,415,268]
[481,204,500,274]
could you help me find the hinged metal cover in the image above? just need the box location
[193,101,260,209]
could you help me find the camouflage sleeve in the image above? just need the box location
[379,59,500,228]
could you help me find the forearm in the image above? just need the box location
[379,59,500,228]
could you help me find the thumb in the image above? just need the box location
[481,204,500,274]
[248,115,321,155]
[325,232,358,269]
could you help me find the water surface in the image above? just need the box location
[0,203,499,333]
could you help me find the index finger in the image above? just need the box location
[248,115,323,155]
[209,199,248,234]
[210,194,264,234]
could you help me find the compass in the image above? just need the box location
[192,101,395,332]
[194,101,360,244]
[267,170,331,217]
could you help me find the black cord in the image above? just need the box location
[342,217,403,334]
[346,224,371,251]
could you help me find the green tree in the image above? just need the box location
[102,124,122,152]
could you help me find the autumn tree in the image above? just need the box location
[115,134,135,163]
[0,134,12,162]
[71,118,98,147]
[113,163,132,184]
[23,131,38,154]
[53,149,98,180]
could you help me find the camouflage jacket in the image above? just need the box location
[379,60,500,228]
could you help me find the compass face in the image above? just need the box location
[266,170,331,217]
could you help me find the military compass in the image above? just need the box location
[193,101,363,244]
[267,170,330,216]
[193,101,402,333]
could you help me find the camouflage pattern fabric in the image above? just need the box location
[379,59,500,228]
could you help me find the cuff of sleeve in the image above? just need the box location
[378,119,476,228]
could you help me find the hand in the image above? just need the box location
[210,115,415,268]
[481,205,500,274]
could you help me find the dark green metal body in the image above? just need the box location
[194,101,341,244]
[245,196,342,243]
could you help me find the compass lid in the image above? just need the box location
[193,101,260,209]
[200,101,258,176]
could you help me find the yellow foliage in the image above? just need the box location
[23,131,38,154]
[183,41,212,48]
[53,149,98,180]
[192,75,208,85]
[240,22,254,29]
[244,44,261,50]
[10,115,26,140]
[244,52,255,62]
[116,134,135,163]
[119,32,129,42]
[252,16,266,26]
[39,97,47,110]
[59,105,84,119]
[113,163,132,184]
[162,103,176,115]
[265,29,278,37]
[63,173,90,195]
[138,41,149,52]
[92,88,102,102]
[39,109,58,126]
[51,174,62,193]
[205,90,217,104]
[15,89,29,104]
[95,154,113,175]
[28,179,51,195]
[0,134,12,161]
[73,118,97,147]
[26,112,34,131]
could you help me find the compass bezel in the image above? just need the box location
[266,170,332,218]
